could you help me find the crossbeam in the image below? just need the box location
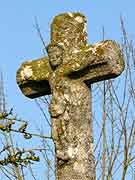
[17,40,124,98]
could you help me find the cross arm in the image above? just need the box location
[16,57,52,98]
[58,40,125,83]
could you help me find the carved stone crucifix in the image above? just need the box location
[16,12,124,180]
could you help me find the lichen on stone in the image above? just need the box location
[20,65,33,80]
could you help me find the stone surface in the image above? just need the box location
[16,57,51,98]
[16,12,125,180]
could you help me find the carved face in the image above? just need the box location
[47,44,63,69]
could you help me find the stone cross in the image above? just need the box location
[16,12,124,180]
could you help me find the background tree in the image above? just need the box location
[0,71,54,179]
[93,18,135,180]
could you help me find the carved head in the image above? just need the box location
[47,44,63,69]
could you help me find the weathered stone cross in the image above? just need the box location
[16,12,124,180]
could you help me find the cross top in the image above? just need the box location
[50,12,87,51]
